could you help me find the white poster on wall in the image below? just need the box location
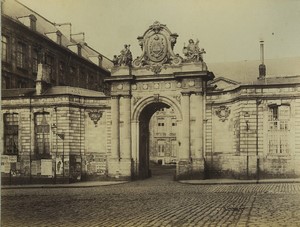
[41,159,53,176]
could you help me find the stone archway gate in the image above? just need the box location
[105,21,214,180]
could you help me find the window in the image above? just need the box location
[35,113,50,156]
[69,66,76,86]
[17,42,26,68]
[171,140,177,157]
[79,68,86,88]
[171,118,177,126]
[59,61,65,85]
[157,141,165,156]
[17,80,26,88]
[32,49,38,73]
[4,113,19,155]
[268,105,290,154]
[2,35,8,62]
[45,54,54,81]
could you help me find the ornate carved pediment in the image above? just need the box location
[133,21,182,73]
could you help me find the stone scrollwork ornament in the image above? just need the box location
[132,21,182,73]
[88,110,103,127]
[215,106,230,122]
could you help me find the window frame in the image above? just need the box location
[16,41,27,69]
[3,113,19,155]
[34,112,51,158]
[2,35,8,62]
[268,104,291,154]
[32,48,38,74]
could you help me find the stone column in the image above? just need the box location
[193,92,204,175]
[194,92,203,159]
[111,95,120,159]
[122,95,131,159]
[177,92,191,178]
[109,95,120,177]
[119,95,132,177]
[181,92,191,160]
[131,120,139,178]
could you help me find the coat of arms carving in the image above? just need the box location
[148,34,167,62]
[132,21,182,73]
[215,106,230,122]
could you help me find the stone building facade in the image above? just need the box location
[1,0,113,184]
[149,107,178,165]
[2,1,300,184]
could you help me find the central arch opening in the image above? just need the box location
[138,101,178,179]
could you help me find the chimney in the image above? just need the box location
[258,40,266,79]
[98,55,103,67]
[77,43,82,56]
[29,14,37,31]
[56,31,62,45]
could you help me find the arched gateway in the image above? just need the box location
[105,21,214,180]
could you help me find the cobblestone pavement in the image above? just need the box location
[2,166,300,227]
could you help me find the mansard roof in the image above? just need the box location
[2,0,113,70]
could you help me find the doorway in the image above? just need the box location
[138,102,177,179]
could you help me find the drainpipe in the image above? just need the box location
[202,81,207,160]
[29,97,32,184]
[54,106,58,184]
[210,101,214,178]
[256,99,261,182]
[246,120,249,179]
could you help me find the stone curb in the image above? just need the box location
[1,181,128,189]
[179,179,300,185]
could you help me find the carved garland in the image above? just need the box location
[215,106,230,122]
[88,110,103,127]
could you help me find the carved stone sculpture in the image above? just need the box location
[183,39,206,62]
[113,44,133,67]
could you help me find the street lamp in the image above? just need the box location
[244,112,250,179]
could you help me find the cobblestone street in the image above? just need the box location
[2,165,300,227]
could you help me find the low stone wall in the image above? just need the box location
[204,154,299,179]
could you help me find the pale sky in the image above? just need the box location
[18,0,300,64]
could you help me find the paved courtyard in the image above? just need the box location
[2,165,300,227]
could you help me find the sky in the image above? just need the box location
[18,0,300,64]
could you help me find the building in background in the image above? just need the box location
[1,0,300,184]
[149,107,178,165]
[1,0,113,184]
[1,0,112,91]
